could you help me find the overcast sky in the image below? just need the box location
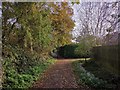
[71,1,119,38]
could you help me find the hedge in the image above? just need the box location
[57,44,92,58]
[92,45,120,76]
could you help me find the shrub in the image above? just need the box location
[2,45,55,89]
[72,61,107,89]
[57,44,92,58]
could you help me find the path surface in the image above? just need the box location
[31,59,89,89]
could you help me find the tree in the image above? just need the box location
[2,2,53,57]
[72,2,119,45]
[50,2,75,47]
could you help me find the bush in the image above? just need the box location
[2,45,55,89]
[57,44,92,58]
[72,61,107,89]
[92,45,120,75]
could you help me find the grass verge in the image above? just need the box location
[72,59,120,89]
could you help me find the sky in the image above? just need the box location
[71,1,119,38]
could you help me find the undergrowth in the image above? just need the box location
[2,45,56,89]
[72,59,119,89]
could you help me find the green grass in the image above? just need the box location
[72,59,119,89]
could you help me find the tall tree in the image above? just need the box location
[50,2,75,47]
[72,2,119,45]
[2,2,53,56]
